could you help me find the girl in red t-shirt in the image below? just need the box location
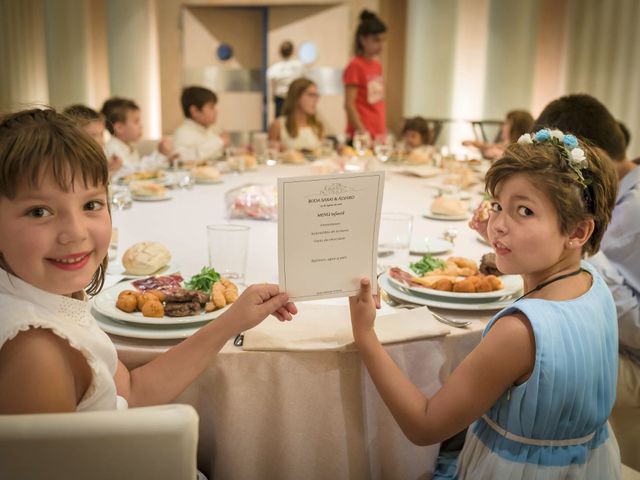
[343,10,387,141]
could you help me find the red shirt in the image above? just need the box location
[343,56,385,138]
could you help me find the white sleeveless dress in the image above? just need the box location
[278,117,322,151]
[0,269,125,411]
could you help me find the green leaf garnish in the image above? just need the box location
[184,266,221,293]
[409,254,446,276]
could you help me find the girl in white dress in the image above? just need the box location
[0,108,297,414]
[268,77,324,153]
[350,129,622,478]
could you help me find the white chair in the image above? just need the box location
[0,404,199,480]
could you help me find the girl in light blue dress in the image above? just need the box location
[350,129,622,479]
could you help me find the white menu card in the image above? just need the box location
[278,171,385,301]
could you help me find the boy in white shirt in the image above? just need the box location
[101,97,174,177]
[63,104,123,177]
[172,86,225,164]
[267,41,305,118]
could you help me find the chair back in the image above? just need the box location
[0,404,199,480]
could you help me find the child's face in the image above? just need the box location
[0,173,111,296]
[191,102,217,127]
[115,109,143,143]
[360,33,385,56]
[298,84,319,116]
[83,120,106,148]
[487,174,568,276]
[403,130,423,149]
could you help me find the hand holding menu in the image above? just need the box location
[278,171,384,300]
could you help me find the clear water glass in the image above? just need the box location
[353,131,371,156]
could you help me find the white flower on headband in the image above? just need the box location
[518,133,533,144]
[570,147,587,167]
[550,130,565,142]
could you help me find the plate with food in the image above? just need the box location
[379,272,516,311]
[409,238,454,256]
[387,255,523,300]
[92,267,240,326]
[423,197,470,221]
[92,309,202,339]
[192,166,223,184]
[116,170,168,185]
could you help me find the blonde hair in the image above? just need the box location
[0,108,110,295]
[485,139,618,256]
[282,78,324,139]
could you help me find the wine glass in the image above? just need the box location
[108,187,132,265]
[352,131,371,157]
[374,133,394,163]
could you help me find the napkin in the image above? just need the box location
[242,303,450,352]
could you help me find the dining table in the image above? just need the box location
[103,158,506,479]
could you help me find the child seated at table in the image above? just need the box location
[63,104,122,176]
[0,108,297,415]
[350,128,622,478]
[401,116,432,149]
[101,97,175,177]
[268,77,324,154]
[463,110,534,160]
[173,86,225,165]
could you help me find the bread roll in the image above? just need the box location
[129,181,166,198]
[122,241,171,275]
[431,196,468,216]
[192,166,220,182]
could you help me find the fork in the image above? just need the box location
[380,288,472,328]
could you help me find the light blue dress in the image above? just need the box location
[446,262,621,479]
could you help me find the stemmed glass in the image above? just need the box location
[353,131,371,157]
[109,186,132,265]
[374,133,394,163]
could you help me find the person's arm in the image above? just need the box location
[268,118,281,142]
[114,284,297,407]
[349,278,534,445]
[0,329,91,413]
[344,85,365,133]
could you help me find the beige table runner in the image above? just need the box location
[243,303,450,351]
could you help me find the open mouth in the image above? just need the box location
[493,241,511,255]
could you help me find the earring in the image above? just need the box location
[568,241,573,247]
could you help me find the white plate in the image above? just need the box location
[409,238,454,256]
[379,273,517,311]
[131,194,172,202]
[195,178,223,185]
[91,279,234,325]
[387,269,523,301]
[423,210,469,221]
[106,261,180,278]
[93,309,203,339]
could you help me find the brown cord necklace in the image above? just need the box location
[515,267,585,302]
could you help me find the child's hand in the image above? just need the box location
[227,284,297,332]
[349,278,380,341]
[158,136,174,157]
[468,200,490,242]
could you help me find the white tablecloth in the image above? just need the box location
[110,163,498,479]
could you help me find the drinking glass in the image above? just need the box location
[108,186,132,263]
[226,147,246,174]
[378,213,413,268]
[265,141,280,167]
[207,225,250,283]
[374,133,394,163]
[353,131,371,157]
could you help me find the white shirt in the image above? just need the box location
[0,269,122,411]
[278,117,322,151]
[267,59,306,98]
[172,118,224,163]
[588,165,640,363]
[105,136,169,178]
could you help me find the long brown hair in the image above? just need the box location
[505,110,534,143]
[0,108,110,295]
[282,78,324,139]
